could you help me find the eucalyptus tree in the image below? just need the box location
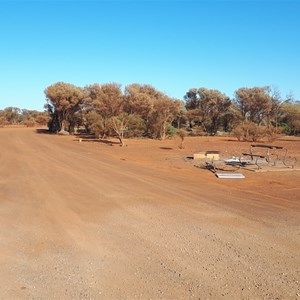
[185,88,231,135]
[125,84,180,139]
[281,101,300,135]
[124,84,160,135]
[234,87,272,125]
[45,82,87,133]
[85,83,124,137]
[2,107,22,124]
[151,96,181,139]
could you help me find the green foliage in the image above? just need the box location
[281,123,292,135]
[184,88,231,135]
[167,124,177,137]
[281,102,300,135]
[123,114,146,138]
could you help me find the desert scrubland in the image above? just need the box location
[0,127,299,299]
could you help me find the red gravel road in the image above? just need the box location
[0,128,299,299]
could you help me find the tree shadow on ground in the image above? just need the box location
[279,139,300,142]
[160,147,174,150]
[74,134,120,146]
[226,139,246,142]
[36,128,52,135]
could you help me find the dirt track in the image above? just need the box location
[0,128,299,299]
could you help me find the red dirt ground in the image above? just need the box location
[0,127,299,299]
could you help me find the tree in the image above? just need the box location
[150,97,181,139]
[234,87,272,125]
[84,111,105,138]
[45,82,87,133]
[85,83,124,137]
[35,112,49,126]
[172,100,187,129]
[221,104,241,133]
[3,107,22,124]
[124,84,180,139]
[109,113,131,146]
[124,84,160,136]
[185,88,231,135]
[281,101,300,135]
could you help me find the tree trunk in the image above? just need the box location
[160,121,167,140]
[48,111,60,133]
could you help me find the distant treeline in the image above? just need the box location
[44,82,300,144]
[0,108,49,127]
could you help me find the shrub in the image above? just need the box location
[176,129,188,149]
[0,117,7,128]
[281,123,292,135]
[188,126,207,136]
[167,124,177,138]
[90,119,105,139]
[232,122,265,142]
[233,122,283,142]
[25,119,36,127]
[232,126,244,141]
[265,126,283,142]
[124,115,146,138]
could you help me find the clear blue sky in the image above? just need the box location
[0,0,299,111]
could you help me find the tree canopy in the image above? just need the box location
[45,82,87,133]
[2,81,298,142]
[234,87,272,125]
[185,88,231,135]
[40,81,300,143]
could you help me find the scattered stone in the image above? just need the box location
[58,130,70,136]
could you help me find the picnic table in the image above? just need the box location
[240,144,296,169]
[202,144,297,172]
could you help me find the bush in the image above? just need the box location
[232,122,265,142]
[0,117,7,128]
[167,124,177,138]
[90,119,105,139]
[25,119,36,127]
[265,126,283,142]
[188,126,207,136]
[176,129,187,149]
[124,115,146,138]
[233,122,283,142]
[281,123,292,135]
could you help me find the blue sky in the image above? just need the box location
[0,0,299,111]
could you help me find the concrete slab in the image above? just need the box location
[216,173,245,178]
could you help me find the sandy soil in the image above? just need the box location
[0,127,299,299]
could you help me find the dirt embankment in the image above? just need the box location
[0,128,299,299]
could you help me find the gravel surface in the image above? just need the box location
[0,128,299,299]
